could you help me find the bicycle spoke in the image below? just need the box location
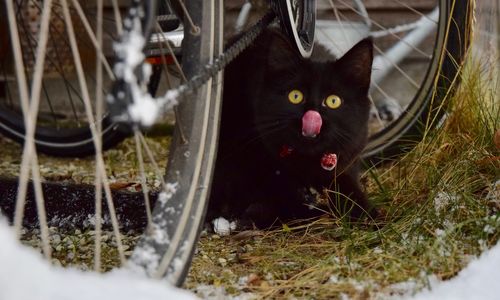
[335,0,432,58]
[373,44,420,89]
[153,22,174,88]
[327,0,353,45]
[176,0,200,35]
[154,22,187,83]
[327,6,423,89]
[93,0,104,272]
[47,24,82,125]
[17,0,115,127]
[69,0,115,80]
[390,0,438,23]
[134,130,153,229]
[30,155,51,258]
[6,0,31,237]
[60,0,125,263]
[111,0,123,36]
[7,0,53,260]
[15,2,59,127]
[137,131,166,184]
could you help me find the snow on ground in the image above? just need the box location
[212,217,237,236]
[2,213,500,300]
[408,240,500,300]
[0,219,198,300]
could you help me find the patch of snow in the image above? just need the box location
[129,243,161,276]
[158,182,178,205]
[407,241,500,300]
[212,217,237,236]
[483,224,495,234]
[433,192,460,212]
[478,239,488,252]
[148,222,170,245]
[0,219,198,300]
[112,13,179,128]
[435,228,445,237]
[238,275,249,285]
[348,278,379,292]
[339,293,350,300]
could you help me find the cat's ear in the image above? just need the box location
[264,29,302,72]
[335,38,373,91]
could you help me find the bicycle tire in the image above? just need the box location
[0,1,159,157]
[129,0,224,285]
[362,0,474,162]
[272,0,316,58]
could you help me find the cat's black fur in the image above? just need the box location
[207,29,375,227]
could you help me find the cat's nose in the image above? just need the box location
[302,110,322,138]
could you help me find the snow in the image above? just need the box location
[112,13,179,128]
[2,212,500,300]
[407,241,500,300]
[432,191,461,212]
[212,217,237,236]
[0,219,198,300]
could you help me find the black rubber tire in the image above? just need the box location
[273,0,316,58]
[129,0,224,286]
[0,110,129,157]
[363,0,474,162]
[0,1,159,157]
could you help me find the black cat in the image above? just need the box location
[207,29,375,227]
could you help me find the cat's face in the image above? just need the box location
[251,31,373,168]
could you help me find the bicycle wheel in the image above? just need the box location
[312,0,473,161]
[0,0,160,157]
[1,0,224,287]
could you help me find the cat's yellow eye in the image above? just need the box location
[288,89,304,104]
[324,95,342,109]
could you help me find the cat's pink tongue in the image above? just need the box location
[302,110,322,138]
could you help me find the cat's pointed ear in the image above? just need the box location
[335,38,373,91]
[264,29,302,72]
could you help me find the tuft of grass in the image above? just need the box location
[186,57,499,299]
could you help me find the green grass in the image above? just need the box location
[185,57,500,299]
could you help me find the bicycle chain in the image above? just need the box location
[179,11,276,97]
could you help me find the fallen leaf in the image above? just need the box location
[109,182,135,190]
[247,273,261,286]
[231,230,264,241]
